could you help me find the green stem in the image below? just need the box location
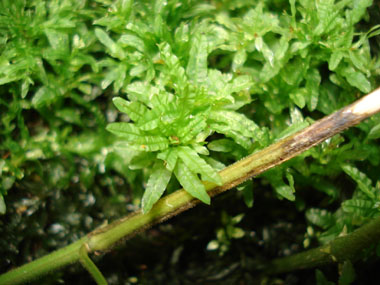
[1,88,380,284]
[263,216,380,274]
[0,237,88,285]
[79,244,108,285]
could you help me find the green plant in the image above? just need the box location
[1,0,380,284]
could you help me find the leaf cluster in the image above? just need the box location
[0,0,380,282]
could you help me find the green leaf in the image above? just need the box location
[142,161,172,213]
[273,181,295,201]
[174,160,210,204]
[338,66,371,93]
[95,28,125,59]
[314,0,337,36]
[368,123,380,139]
[106,122,142,140]
[186,33,208,84]
[232,49,247,71]
[329,51,344,70]
[157,148,178,172]
[306,208,334,229]
[347,0,372,24]
[289,88,307,109]
[32,86,57,108]
[305,68,321,111]
[208,139,235,153]
[126,82,157,106]
[237,180,254,208]
[177,114,207,143]
[0,194,5,214]
[339,261,356,285]
[112,97,147,122]
[132,136,169,152]
[21,77,33,99]
[341,164,376,200]
[129,152,155,170]
[255,36,274,66]
[137,111,160,131]
[210,123,251,149]
[316,269,335,285]
[229,75,253,93]
[342,199,375,216]
[118,34,146,53]
[177,146,222,185]
[209,110,260,139]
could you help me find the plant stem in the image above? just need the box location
[262,215,380,274]
[79,244,108,285]
[1,88,380,284]
[0,237,88,285]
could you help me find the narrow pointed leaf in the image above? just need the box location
[132,136,169,152]
[157,148,178,172]
[112,97,147,122]
[177,146,222,185]
[174,160,210,204]
[106,122,141,139]
[186,33,208,84]
[142,161,172,213]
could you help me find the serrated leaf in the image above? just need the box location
[289,88,306,109]
[255,36,274,66]
[112,97,147,122]
[305,68,321,111]
[95,28,125,59]
[342,199,375,216]
[101,64,127,91]
[137,111,160,131]
[132,136,169,152]
[174,160,210,204]
[338,66,371,93]
[314,0,337,36]
[347,0,372,24]
[229,75,253,93]
[341,164,376,200]
[178,114,207,143]
[209,110,259,138]
[142,161,172,213]
[157,148,178,172]
[177,146,222,185]
[118,34,146,53]
[186,33,208,84]
[306,208,334,229]
[126,82,157,106]
[210,123,251,149]
[348,49,369,75]
[329,51,344,70]
[106,122,142,139]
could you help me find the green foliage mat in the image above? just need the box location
[1,0,380,283]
